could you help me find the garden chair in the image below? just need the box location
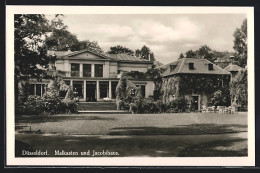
[230,106,238,114]
[218,106,226,113]
[201,105,207,113]
[206,106,214,113]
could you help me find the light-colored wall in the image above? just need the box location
[118,63,152,73]
[109,62,118,78]
[145,81,154,97]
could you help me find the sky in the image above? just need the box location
[50,14,246,64]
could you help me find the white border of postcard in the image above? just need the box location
[6,6,255,166]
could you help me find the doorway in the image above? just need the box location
[191,96,199,111]
[86,81,96,102]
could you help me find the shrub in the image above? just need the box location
[61,99,78,114]
[16,87,78,115]
[16,95,45,115]
[130,99,164,114]
[165,98,188,113]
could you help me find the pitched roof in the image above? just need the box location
[108,54,153,64]
[58,49,112,60]
[224,64,242,72]
[161,58,230,77]
[53,49,152,64]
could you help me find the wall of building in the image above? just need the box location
[118,62,152,73]
[109,61,118,78]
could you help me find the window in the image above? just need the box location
[189,63,194,70]
[59,80,70,98]
[111,81,118,99]
[73,81,83,98]
[99,81,109,98]
[136,85,145,98]
[36,84,41,96]
[28,84,46,97]
[71,63,80,77]
[83,64,91,77]
[95,64,103,77]
[208,64,213,70]
[170,65,177,71]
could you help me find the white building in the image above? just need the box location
[29,49,154,102]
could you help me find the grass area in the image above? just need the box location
[16,112,248,135]
[15,132,247,157]
[15,112,248,157]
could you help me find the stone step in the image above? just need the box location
[77,102,117,111]
[77,110,131,114]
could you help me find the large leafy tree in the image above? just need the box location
[45,15,103,53]
[180,45,233,63]
[196,45,215,62]
[108,45,134,55]
[233,19,247,67]
[230,69,247,110]
[135,45,155,62]
[178,53,185,59]
[15,14,54,78]
[15,14,56,102]
[185,50,196,58]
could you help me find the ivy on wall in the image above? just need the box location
[230,69,247,110]
[161,74,230,104]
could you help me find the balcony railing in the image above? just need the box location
[61,71,118,78]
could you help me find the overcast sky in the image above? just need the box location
[53,14,246,64]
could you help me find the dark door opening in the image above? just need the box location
[86,81,96,102]
[191,96,199,111]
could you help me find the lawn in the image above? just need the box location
[16,112,248,135]
[15,112,248,157]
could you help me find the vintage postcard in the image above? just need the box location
[6,6,255,166]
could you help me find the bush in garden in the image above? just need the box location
[42,87,63,114]
[16,95,45,115]
[165,98,188,113]
[130,99,163,114]
[61,99,78,114]
[16,86,78,115]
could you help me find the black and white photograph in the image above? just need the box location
[6,6,254,166]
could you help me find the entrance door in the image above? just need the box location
[86,81,96,102]
[191,96,199,111]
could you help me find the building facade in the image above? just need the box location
[160,58,230,111]
[28,49,154,102]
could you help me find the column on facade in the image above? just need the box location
[109,81,112,99]
[104,61,110,78]
[64,60,70,77]
[96,80,99,100]
[91,64,95,77]
[83,80,86,101]
[79,64,83,77]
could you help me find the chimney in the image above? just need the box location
[66,44,71,54]
[229,56,235,65]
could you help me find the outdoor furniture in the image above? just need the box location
[218,106,227,113]
[103,97,112,102]
[201,105,207,113]
[230,106,238,114]
[206,106,215,113]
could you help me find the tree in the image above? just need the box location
[45,29,79,51]
[180,45,233,63]
[135,45,155,61]
[185,50,196,58]
[233,19,247,67]
[108,45,134,55]
[15,14,55,102]
[179,53,185,59]
[230,69,247,111]
[75,40,104,53]
[196,45,215,62]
